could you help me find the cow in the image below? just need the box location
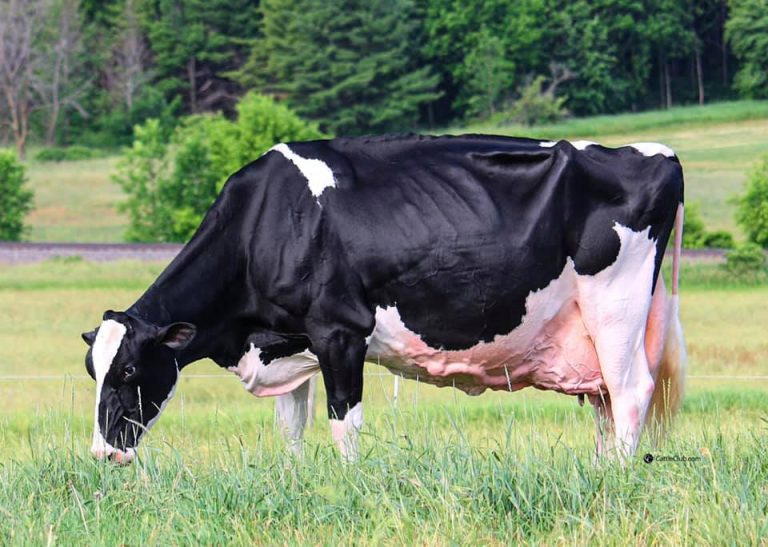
[82,134,686,464]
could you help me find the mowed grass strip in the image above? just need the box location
[0,259,766,543]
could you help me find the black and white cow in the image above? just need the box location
[82,135,686,464]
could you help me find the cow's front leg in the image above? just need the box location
[275,376,317,455]
[315,331,367,461]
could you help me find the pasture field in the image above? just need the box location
[20,100,768,242]
[0,259,766,544]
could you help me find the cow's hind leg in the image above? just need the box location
[578,226,659,460]
[275,376,317,455]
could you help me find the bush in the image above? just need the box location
[701,230,735,249]
[724,242,767,276]
[682,202,734,249]
[34,146,111,162]
[0,151,34,241]
[114,93,322,242]
[505,76,568,127]
[735,155,768,247]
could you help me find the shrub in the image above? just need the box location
[701,230,735,249]
[735,155,768,247]
[0,150,34,241]
[681,202,734,249]
[114,93,322,242]
[34,146,111,162]
[505,76,568,127]
[724,242,767,276]
[682,202,707,248]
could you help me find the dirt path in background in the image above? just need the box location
[0,242,725,265]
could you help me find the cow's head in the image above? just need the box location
[82,311,196,464]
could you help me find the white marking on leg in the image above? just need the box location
[628,142,675,158]
[271,143,336,199]
[331,402,363,461]
[275,379,312,455]
[229,344,321,397]
[578,224,658,458]
[90,320,134,461]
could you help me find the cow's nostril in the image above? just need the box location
[108,450,135,465]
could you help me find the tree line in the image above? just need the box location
[1,0,768,159]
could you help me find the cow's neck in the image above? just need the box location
[127,231,245,366]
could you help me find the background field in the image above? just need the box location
[0,259,765,544]
[23,100,768,242]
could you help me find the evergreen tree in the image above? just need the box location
[140,0,260,114]
[726,0,768,98]
[258,0,440,135]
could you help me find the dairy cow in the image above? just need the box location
[82,135,686,464]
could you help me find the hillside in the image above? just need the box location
[22,100,768,242]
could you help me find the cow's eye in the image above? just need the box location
[123,365,136,381]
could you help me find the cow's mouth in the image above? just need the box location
[91,443,136,465]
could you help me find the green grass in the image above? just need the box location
[16,99,768,242]
[0,259,766,543]
[24,155,125,242]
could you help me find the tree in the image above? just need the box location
[736,154,768,247]
[259,0,441,134]
[33,0,91,146]
[0,0,44,158]
[423,0,545,120]
[0,150,33,240]
[141,0,260,114]
[106,0,148,111]
[726,0,768,98]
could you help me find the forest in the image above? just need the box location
[2,0,767,159]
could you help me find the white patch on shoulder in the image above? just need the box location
[628,142,676,158]
[271,143,337,199]
[229,343,320,397]
[90,319,131,460]
[331,401,363,461]
[571,140,598,150]
[539,139,598,150]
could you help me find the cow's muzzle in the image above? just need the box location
[91,445,136,465]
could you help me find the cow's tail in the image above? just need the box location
[647,203,687,432]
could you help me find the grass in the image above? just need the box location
[14,99,768,242]
[24,156,125,242]
[0,259,766,543]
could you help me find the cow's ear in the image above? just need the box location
[157,323,197,350]
[81,329,97,346]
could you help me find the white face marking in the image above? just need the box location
[229,343,320,397]
[271,143,336,199]
[330,401,363,461]
[90,320,131,460]
[628,142,676,158]
[539,141,557,148]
